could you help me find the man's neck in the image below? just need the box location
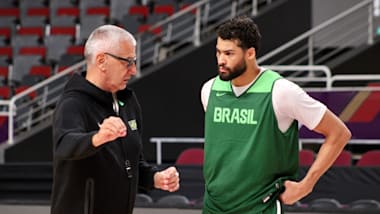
[86,69,109,92]
[231,66,261,87]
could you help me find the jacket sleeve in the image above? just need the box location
[53,97,99,160]
[138,154,158,190]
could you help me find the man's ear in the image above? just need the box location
[246,47,256,60]
[96,53,106,71]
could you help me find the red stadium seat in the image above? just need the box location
[299,149,315,166]
[0,8,20,18]
[17,27,45,38]
[0,27,12,40]
[175,148,204,165]
[66,45,84,55]
[356,150,380,166]
[15,86,37,100]
[0,66,9,78]
[137,24,162,35]
[57,66,69,72]
[56,7,80,17]
[50,26,76,37]
[128,5,149,19]
[19,47,46,58]
[86,7,110,16]
[154,5,175,16]
[333,150,352,166]
[180,4,197,14]
[0,86,11,99]
[27,7,49,17]
[0,116,6,126]
[29,65,51,78]
[0,46,12,58]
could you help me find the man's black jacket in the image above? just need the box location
[51,73,157,214]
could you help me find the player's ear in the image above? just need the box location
[96,53,107,71]
[246,47,256,60]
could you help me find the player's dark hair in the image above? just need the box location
[217,15,261,53]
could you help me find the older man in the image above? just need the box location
[51,25,180,214]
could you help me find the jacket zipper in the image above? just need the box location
[84,178,94,214]
[112,94,134,213]
[119,138,134,214]
[104,144,131,179]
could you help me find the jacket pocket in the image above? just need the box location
[84,178,95,214]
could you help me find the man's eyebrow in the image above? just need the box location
[216,48,235,52]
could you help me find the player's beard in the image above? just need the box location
[218,59,247,81]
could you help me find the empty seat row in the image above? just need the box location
[0,85,39,100]
[0,58,83,91]
[0,53,83,87]
[0,21,107,46]
[0,0,194,28]
[175,148,380,167]
[0,43,83,79]
[0,0,132,23]
[0,1,194,66]
[0,0,199,40]
[287,198,380,211]
[135,193,195,208]
[135,193,380,212]
[2,39,79,56]
[0,6,109,26]
[0,0,199,89]
[299,149,380,167]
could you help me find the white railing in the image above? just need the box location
[149,74,380,164]
[2,64,380,149]
[265,65,380,91]
[0,0,276,146]
[0,61,86,146]
[1,0,379,159]
[150,137,205,165]
[264,65,333,90]
[150,137,380,165]
[135,0,276,77]
[257,0,377,66]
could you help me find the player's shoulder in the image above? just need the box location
[201,77,216,91]
[274,77,302,92]
[203,76,216,85]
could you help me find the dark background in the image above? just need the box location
[4,0,380,163]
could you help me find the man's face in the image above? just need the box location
[216,37,247,81]
[104,40,137,92]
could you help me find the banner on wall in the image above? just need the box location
[300,89,380,140]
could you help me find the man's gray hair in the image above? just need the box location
[84,25,136,63]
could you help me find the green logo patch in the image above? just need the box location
[128,119,138,131]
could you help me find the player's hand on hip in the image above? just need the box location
[279,180,312,205]
[92,116,127,147]
[154,166,180,192]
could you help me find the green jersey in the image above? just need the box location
[204,70,299,214]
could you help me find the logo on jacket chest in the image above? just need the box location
[128,119,138,131]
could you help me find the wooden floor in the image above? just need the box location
[0,204,335,214]
[0,205,202,214]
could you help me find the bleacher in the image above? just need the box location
[0,0,281,153]
[1,157,380,213]
[0,0,174,90]
[1,0,380,213]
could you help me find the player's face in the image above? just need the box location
[104,40,137,92]
[216,37,247,81]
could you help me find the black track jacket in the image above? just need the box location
[51,73,157,214]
